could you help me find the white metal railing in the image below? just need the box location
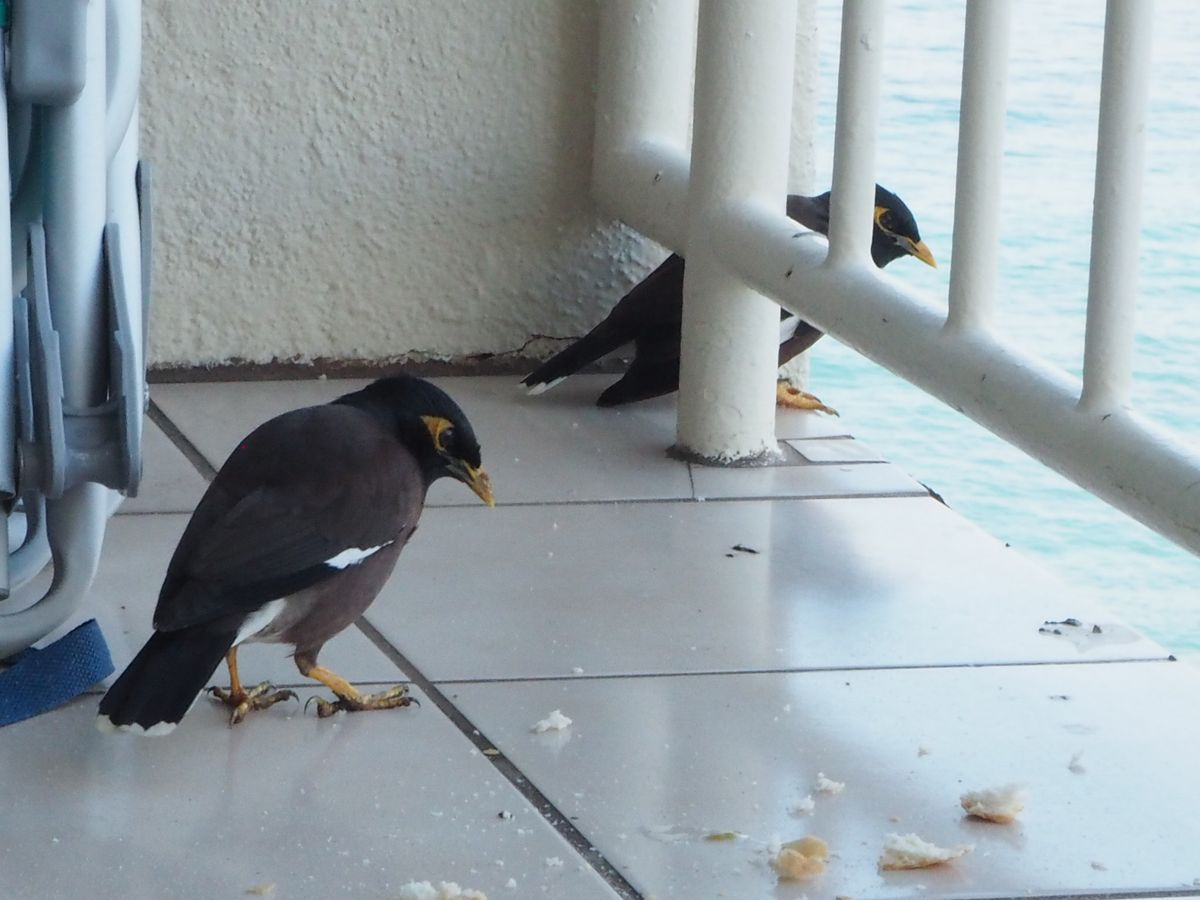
[594,0,1200,557]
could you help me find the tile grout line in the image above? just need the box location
[74,653,1177,697]
[354,617,644,900]
[399,654,1180,687]
[147,398,219,482]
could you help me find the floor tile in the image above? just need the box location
[117,418,209,515]
[152,376,696,505]
[0,685,620,900]
[689,457,927,500]
[365,496,1164,682]
[786,436,888,464]
[451,661,1200,899]
[31,514,403,688]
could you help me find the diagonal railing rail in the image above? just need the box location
[593,0,1200,555]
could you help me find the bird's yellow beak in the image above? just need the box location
[909,239,937,268]
[464,464,495,507]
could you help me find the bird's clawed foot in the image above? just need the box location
[208,681,298,725]
[776,381,839,416]
[306,684,416,719]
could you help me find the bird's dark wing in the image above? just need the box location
[154,405,423,631]
[523,254,686,388]
[778,320,825,367]
[596,324,683,406]
[785,193,831,235]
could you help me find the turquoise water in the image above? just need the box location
[809,1,1200,654]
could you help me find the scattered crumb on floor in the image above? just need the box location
[813,772,845,794]
[960,785,1027,824]
[531,709,573,733]
[772,836,830,881]
[879,833,973,870]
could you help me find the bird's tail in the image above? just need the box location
[521,321,627,395]
[97,628,235,736]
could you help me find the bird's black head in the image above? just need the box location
[335,375,494,506]
[788,184,937,270]
[870,184,936,269]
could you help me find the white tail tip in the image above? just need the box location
[525,376,565,396]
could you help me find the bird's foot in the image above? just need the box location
[776,381,839,416]
[208,681,298,726]
[307,684,415,719]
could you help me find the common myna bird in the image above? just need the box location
[522,185,935,412]
[98,375,494,735]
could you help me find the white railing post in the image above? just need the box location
[675,0,798,463]
[1079,0,1153,413]
[947,0,1012,333]
[593,0,696,251]
[827,0,885,269]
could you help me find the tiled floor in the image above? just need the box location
[4,375,1199,900]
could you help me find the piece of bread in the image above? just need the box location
[878,832,973,870]
[531,709,573,733]
[960,785,1027,824]
[772,836,830,881]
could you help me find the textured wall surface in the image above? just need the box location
[143,1,817,368]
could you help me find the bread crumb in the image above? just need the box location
[395,882,487,900]
[532,710,573,733]
[772,836,829,881]
[813,772,845,794]
[545,857,564,867]
[505,878,517,889]
[879,833,973,870]
[960,785,1027,823]
[790,794,816,816]
[1090,861,1107,871]
[245,886,275,897]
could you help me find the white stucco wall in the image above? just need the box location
[143,1,817,368]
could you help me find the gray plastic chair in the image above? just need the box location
[0,0,149,658]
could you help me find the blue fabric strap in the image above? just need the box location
[0,619,113,727]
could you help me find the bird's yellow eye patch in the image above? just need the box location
[421,415,455,452]
[874,206,893,232]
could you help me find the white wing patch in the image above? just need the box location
[323,541,394,570]
[234,598,287,646]
[779,315,801,343]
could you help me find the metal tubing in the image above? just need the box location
[675,0,798,463]
[0,45,11,596]
[44,0,109,409]
[1,0,113,656]
[1079,0,1153,412]
[593,0,696,248]
[717,201,1200,554]
[827,0,885,268]
[947,0,1012,332]
[109,103,144,480]
[106,0,142,162]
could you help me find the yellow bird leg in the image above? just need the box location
[776,380,839,417]
[207,647,297,726]
[295,656,414,719]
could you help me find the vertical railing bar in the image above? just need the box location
[593,0,697,246]
[946,0,1012,332]
[675,0,798,463]
[827,0,886,268]
[1079,0,1153,412]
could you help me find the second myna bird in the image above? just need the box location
[522,184,935,412]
